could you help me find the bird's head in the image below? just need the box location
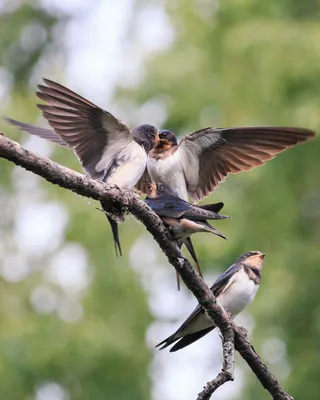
[132,124,160,153]
[148,182,176,197]
[148,182,157,198]
[152,129,178,153]
[236,251,265,271]
[159,129,178,146]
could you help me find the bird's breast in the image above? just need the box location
[147,152,188,200]
[218,269,259,317]
[107,143,147,189]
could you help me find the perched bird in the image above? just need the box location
[6,79,160,256]
[7,113,315,203]
[137,127,315,202]
[6,83,315,262]
[145,182,230,289]
[156,251,265,352]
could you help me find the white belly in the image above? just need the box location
[107,145,147,189]
[147,152,188,200]
[218,269,259,317]
[177,269,259,338]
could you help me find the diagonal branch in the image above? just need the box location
[233,326,293,400]
[0,133,293,400]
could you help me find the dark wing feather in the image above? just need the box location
[179,126,315,201]
[36,78,133,180]
[144,195,192,218]
[181,205,230,221]
[198,202,224,213]
[4,117,69,147]
[210,263,242,296]
[169,327,214,352]
[145,195,229,220]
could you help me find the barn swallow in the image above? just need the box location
[136,126,315,201]
[145,182,230,289]
[5,79,160,256]
[156,251,265,352]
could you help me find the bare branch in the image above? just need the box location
[0,133,293,400]
[233,326,294,400]
[197,334,235,400]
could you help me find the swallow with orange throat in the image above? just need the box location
[8,106,315,204]
[5,79,160,256]
[6,81,315,256]
[145,182,230,289]
[136,126,315,201]
[157,251,265,352]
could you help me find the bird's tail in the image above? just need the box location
[175,271,181,291]
[175,237,203,290]
[161,327,214,352]
[106,215,122,257]
[199,221,227,239]
[176,241,182,291]
[183,237,203,278]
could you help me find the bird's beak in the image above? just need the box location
[148,182,157,197]
[155,131,160,144]
[259,253,266,259]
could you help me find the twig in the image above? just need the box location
[0,133,293,400]
[197,333,235,400]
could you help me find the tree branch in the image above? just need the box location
[197,334,235,400]
[0,133,293,400]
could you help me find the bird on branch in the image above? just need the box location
[145,182,230,289]
[6,78,315,268]
[157,251,265,351]
[6,79,161,256]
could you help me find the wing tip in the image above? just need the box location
[155,339,171,350]
[42,77,55,87]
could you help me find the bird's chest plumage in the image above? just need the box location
[106,143,147,189]
[218,270,259,317]
[147,150,188,200]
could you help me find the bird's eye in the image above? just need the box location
[159,132,167,139]
[158,184,163,190]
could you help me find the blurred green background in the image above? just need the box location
[0,1,319,399]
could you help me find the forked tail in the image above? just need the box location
[106,215,122,257]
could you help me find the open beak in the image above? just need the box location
[148,182,157,198]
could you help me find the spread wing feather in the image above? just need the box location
[178,126,315,201]
[36,78,136,181]
[4,117,69,147]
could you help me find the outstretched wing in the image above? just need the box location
[36,78,135,180]
[178,126,315,201]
